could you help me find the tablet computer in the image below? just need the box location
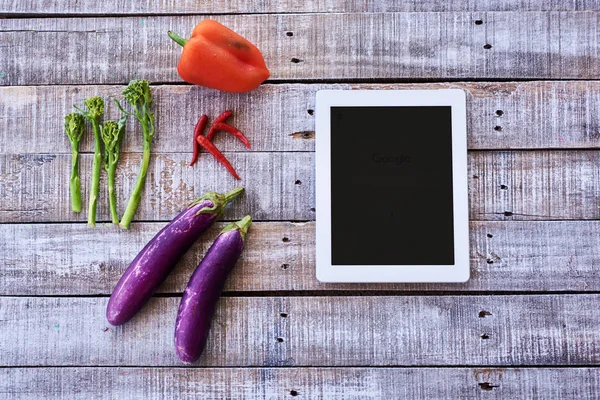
[315,89,469,283]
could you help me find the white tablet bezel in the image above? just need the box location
[315,89,469,283]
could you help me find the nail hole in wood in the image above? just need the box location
[282,237,290,243]
[481,333,490,339]
[475,20,483,25]
[486,259,494,264]
[473,175,479,179]
[295,180,302,185]
[487,233,493,238]
[276,337,284,343]
[291,58,302,63]
[483,44,492,49]
[286,31,294,36]
[479,310,492,318]
[504,211,513,217]
[496,110,504,117]
[307,109,314,116]
[479,382,499,391]
[280,312,288,318]
[494,125,503,132]
[290,390,299,396]
[500,184,508,189]
[310,207,316,212]
[281,263,290,270]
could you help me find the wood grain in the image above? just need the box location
[2,221,600,295]
[1,295,599,366]
[2,13,600,85]
[0,152,315,223]
[1,367,599,400]
[469,150,600,221]
[3,81,600,154]
[2,150,600,223]
[3,0,600,15]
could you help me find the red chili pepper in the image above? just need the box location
[190,115,208,166]
[196,134,241,180]
[206,110,232,141]
[211,122,251,149]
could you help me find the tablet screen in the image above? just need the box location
[330,106,455,266]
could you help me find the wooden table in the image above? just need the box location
[1,2,600,399]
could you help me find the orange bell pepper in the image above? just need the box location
[168,20,270,93]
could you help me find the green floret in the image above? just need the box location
[81,96,105,119]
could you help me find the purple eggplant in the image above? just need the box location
[106,187,244,326]
[174,215,251,364]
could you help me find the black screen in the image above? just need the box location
[330,106,455,265]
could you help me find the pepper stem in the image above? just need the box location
[168,31,188,47]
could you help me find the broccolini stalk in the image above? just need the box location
[64,113,85,213]
[74,96,105,227]
[101,114,128,225]
[114,80,155,229]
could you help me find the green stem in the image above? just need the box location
[88,119,102,227]
[236,215,252,240]
[70,148,82,213]
[120,138,151,229]
[220,215,252,241]
[168,31,188,47]
[107,160,118,225]
[224,187,245,204]
[190,187,245,216]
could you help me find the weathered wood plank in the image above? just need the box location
[1,295,598,366]
[2,81,600,154]
[2,13,600,85]
[3,0,600,15]
[2,221,600,295]
[469,151,600,221]
[0,152,315,223]
[2,151,599,223]
[1,367,599,400]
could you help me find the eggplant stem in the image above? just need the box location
[224,187,245,203]
[191,187,245,217]
[220,215,252,241]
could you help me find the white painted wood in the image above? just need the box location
[3,81,600,154]
[2,151,599,223]
[469,151,600,221]
[2,0,599,15]
[1,295,598,366]
[1,13,600,85]
[2,221,600,295]
[1,367,599,400]
[0,152,315,222]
